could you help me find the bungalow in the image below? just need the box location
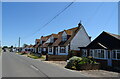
[34,39,40,53]
[47,22,91,55]
[38,35,50,54]
[80,31,120,68]
[24,45,34,53]
[42,34,58,55]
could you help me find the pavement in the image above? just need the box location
[2,52,86,77]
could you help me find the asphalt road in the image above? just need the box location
[2,52,86,77]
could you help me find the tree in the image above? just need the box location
[23,44,28,47]
[2,46,8,49]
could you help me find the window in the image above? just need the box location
[94,50,98,58]
[112,50,120,59]
[112,50,116,59]
[93,49,105,59]
[117,50,120,59]
[82,49,87,57]
[50,38,54,43]
[49,47,52,52]
[60,47,66,53]
[89,50,94,57]
[62,36,67,41]
[43,48,46,51]
[40,40,42,44]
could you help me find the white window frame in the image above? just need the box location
[92,49,106,59]
[89,49,94,57]
[60,46,66,53]
[112,50,120,60]
[62,35,67,41]
[82,49,87,57]
[49,47,52,52]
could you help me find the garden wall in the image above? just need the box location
[46,55,67,61]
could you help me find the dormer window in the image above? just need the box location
[50,38,54,43]
[40,40,42,44]
[62,35,67,41]
[50,36,54,43]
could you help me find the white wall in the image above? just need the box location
[62,31,67,37]
[70,26,91,50]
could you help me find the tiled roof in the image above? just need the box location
[36,39,40,42]
[35,44,39,48]
[52,34,59,38]
[52,31,63,46]
[52,26,79,46]
[41,35,51,41]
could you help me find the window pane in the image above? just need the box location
[60,47,66,53]
[94,50,98,57]
[112,50,116,59]
[117,53,120,59]
[101,50,104,58]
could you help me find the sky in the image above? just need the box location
[2,2,118,47]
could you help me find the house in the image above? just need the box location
[47,22,91,56]
[79,31,120,68]
[38,35,51,54]
[23,45,34,53]
[34,39,40,53]
[42,34,58,55]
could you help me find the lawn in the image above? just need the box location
[27,54,45,59]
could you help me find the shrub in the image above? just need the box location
[65,56,98,70]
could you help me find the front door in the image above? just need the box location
[55,47,58,55]
[107,50,112,66]
[53,47,58,55]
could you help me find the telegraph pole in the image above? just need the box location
[18,37,20,47]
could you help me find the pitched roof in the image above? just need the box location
[105,32,120,40]
[36,39,40,42]
[41,35,51,41]
[52,26,79,46]
[51,33,59,38]
[86,31,120,49]
[64,30,72,35]
[52,31,63,46]
[34,44,39,48]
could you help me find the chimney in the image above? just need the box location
[89,36,92,41]
[78,20,82,27]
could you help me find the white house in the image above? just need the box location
[47,23,91,55]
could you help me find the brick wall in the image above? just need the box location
[95,59,108,68]
[112,60,120,68]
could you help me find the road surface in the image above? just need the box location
[2,52,86,77]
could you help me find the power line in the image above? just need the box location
[23,1,75,39]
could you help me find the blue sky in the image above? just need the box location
[2,2,118,47]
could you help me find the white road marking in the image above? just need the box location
[30,65,39,71]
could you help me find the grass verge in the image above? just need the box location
[27,54,45,59]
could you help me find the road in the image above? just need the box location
[2,52,86,77]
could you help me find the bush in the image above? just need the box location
[65,56,98,70]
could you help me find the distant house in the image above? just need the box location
[42,34,58,55]
[38,35,50,54]
[80,31,120,68]
[47,23,91,55]
[34,39,40,53]
[23,45,34,53]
